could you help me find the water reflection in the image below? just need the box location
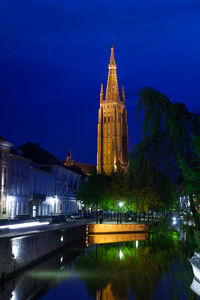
[0,232,198,300]
[0,243,85,300]
[88,233,149,246]
[73,232,194,300]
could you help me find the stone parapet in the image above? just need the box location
[88,223,149,234]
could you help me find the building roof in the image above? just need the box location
[18,142,63,166]
[0,136,6,141]
[64,165,86,177]
[17,142,84,176]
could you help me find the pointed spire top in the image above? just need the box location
[109,46,116,66]
[105,46,120,101]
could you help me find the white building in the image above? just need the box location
[0,138,83,219]
[0,137,13,218]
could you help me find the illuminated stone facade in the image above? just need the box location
[97,47,129,175]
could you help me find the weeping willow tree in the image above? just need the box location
[128,87,200,217]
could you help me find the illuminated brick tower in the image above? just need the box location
[97,46,129,175]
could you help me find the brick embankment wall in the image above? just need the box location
[88,224,149,234]
[0,225,86,279]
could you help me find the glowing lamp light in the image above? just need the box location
[172,217,177,225]
[7,195,15,203]
[118,202,123,208]
[119,250,123,260]
[136,240,139,248]
[11,291,17,300]
[60,235,64,242]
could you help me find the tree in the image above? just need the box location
[179,135,200,229]
[128,154,176,212]
[76,171,110,223]
[132,186,161,213]
[135,87,200,179]
[105,166,128,212]
[129,87,200,222]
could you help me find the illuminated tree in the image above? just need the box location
[76,170,111,223]
[179,135,200,229]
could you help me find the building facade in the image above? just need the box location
[0,138,83,219]
[8,152,31,218]
[97,47,129,175]
[0,137,13,218]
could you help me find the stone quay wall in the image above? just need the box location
[0,225,86,279]
[88,224,149,234]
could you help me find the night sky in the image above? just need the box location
[1,0,200,164]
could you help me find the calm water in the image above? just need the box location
[1,232,199,300]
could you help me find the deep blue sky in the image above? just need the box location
[1,0,200,164]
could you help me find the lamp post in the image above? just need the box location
[117,202,123,224]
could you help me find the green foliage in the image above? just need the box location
[76,170,111,210]
[128,154,177,211]
[128,87,200,214]
[136,87,200,177]
[76,168,130,213]
[179,135,200,228]
[105,167,129,211]
[179,135,200,199]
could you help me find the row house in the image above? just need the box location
[0,137,84,219]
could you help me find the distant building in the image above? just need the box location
[64,150,96,176]
[97,47,129,175]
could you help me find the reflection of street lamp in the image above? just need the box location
[117,202,123,224]
[119,249,123,260]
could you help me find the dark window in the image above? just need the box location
[104,116,106,123]
[3,167,7,186]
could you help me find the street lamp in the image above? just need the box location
[117,202,123,224]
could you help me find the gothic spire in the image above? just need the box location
[121,85,125,104]
[100,83,104,103]
[105,46,120,102]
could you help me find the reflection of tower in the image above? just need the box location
[97,46,129,175]
[97,283,116,300]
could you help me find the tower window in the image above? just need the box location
[104,116,106,123]
[108,116,110,123]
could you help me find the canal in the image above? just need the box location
[0,231,198,300]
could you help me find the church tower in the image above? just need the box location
[97,46,129,175]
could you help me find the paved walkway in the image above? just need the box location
[0,219,92,239]
[0,218,141,239]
